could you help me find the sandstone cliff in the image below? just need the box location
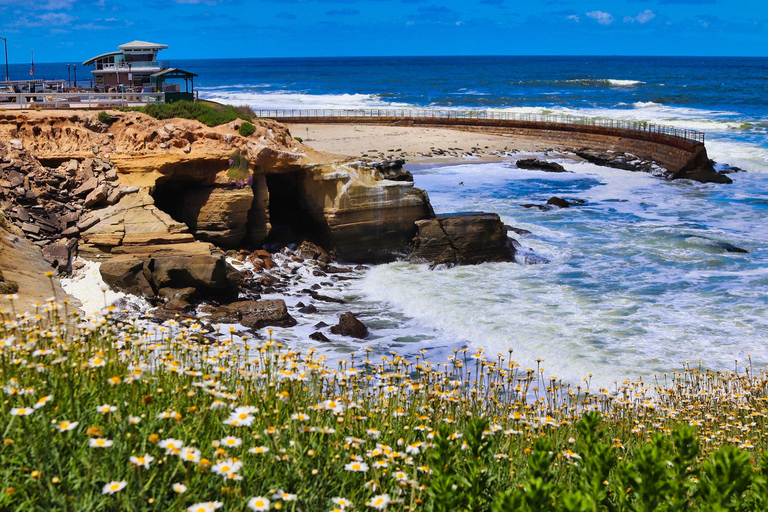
[0,110,434,297]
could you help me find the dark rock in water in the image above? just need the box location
[299,304,318,314]
[297,241,331,263]
[311,283,322,290]
[507,226,533,237]
[515,158,567,172]
[314,321,329,329]
[547,197,571,208]
[302,289,346,304]
[330,312,368,339]
[520,204,549,211]
[410,212,515,266]
[207,299,297,329]
[683,235,748,254]
[295,301,306,308]
[309,331,331,342]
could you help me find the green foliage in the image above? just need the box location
[238,121,256,137]
[3,301,768,510]
[294,136,303,143]
[227,149,251,184]
[97,111,111,124]
[0,281,18,294]
[128,101,254,127]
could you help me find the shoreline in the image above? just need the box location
[286,123,563,164]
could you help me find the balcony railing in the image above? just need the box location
[0,92,165,109]
[94,61,168,71]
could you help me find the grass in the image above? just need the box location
[2,292,768,511]
[124,101,255,127]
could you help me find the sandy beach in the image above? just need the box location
[286,123,561,163]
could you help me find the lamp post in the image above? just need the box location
[73,64,77,88]
[67,64,71,88]
[0,37,8,83]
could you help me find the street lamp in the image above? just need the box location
[73,64,77,88]
[67,64,71,88]
[0,37,8,83]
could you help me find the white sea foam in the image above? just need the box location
[564,78,645,87]
[355,158,768,386]
[60,258,150,316]
[198,90,411,111]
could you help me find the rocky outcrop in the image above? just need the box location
[575,148,732,184]
[96,242,240,300]
[206,299,296,329]
[410,213,515,266]
[330,312,368,339]
[515,158,567,172]
[0,111,436,263]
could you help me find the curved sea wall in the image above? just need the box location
[262,111,728,184]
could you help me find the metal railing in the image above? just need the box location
[0,92,165,109]
[257,109,705,146]
[95,61,167,71]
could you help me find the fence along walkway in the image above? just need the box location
[257,109,705,151]
[0,92,165,110]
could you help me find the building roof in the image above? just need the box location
[82,51,122,66]
[151,68,198,79]
[118,40,168,51]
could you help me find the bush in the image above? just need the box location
[294,136,303,143]
[238,121,256,137]
[128,101,254,127]
[97,111,111,124]
[227,149,251,185]
[0,281,19,294]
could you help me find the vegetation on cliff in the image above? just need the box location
[2,295,768,511]
[124,101,255,127]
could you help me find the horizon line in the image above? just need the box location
[4,54,768,65]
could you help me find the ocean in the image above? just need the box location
[27,56,768,386]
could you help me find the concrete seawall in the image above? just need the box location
[262,113,728,184]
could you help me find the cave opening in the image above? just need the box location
[263,171,329,250]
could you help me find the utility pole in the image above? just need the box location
[0,37,7,83]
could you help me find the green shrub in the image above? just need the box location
[294,136,303,143]
[128,101,254,127]
[97,111,111,124]
[227,149,251,185]
[238,121,256,137]
[0,281,19,294]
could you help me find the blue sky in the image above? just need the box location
[0,0,766,63]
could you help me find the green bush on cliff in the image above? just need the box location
[128,101,254,127]
[238,121,256,137]
[97,111,112,124]
[227,149,251,185]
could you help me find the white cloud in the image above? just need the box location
[12,12,76,27]
[567,14,580,23]
[624,9,656,24]
[586,10,613,25]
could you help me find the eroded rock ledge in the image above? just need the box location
[410,213,515,266]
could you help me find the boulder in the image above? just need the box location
[547,197,571,208]
[515,158,567,172]
[208,299,296,329]
[330,312,368,339]
[99,255,155,297]
[309,331,330,342]
[42,241,77,273]
[410,213,515,266]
